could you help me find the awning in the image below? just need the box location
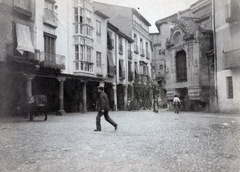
[107,52,115,76]
[119,60,125,79]
[16,23,35,54]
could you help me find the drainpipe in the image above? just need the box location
[212,0,218,113]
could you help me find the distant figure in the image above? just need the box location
[173,95,181,114]
[94,85,118,131]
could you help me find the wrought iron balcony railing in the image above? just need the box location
[146,52,150,60]
[134,45,139,54]
[40,52,65,69]
[43,8,58,28]
[140,48,145,57]
[134,73,140,82]
[119,45,123,55]
[96,67,103,76]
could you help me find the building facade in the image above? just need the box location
[214,0,240,113]
[1,0,153,115]
[155,0,215,112]
[93,2,153,110]
[0,0,68,115]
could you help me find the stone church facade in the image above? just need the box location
[155,0,215,111]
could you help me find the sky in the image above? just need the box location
[94,0,199,33]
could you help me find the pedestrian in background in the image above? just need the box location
[173,95,181,114]
[94,85,118,131]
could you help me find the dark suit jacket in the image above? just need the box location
[97,92,110,112]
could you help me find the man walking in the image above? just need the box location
[94,85,118,131]
[173,95,181,114]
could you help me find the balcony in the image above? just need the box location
[128,71,133,81]
[225,49,240,69]
[140,74,148,83]
[140,48,145,57]
[128,50,133,60]
[119,45,123,55]
[40,52,65,69]
[45,0,56,3]
[134,73,140,82]
[96,67,103,76]
[156,73,164,81]
[43,8,58,28]
[146,52,150,60]
[134,45,139,54]
[225,3,240,23]
[13,0,32,18]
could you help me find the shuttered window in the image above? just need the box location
[227,76,233,98]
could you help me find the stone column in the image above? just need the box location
[112,83,117,111]
[57,76,66,116]
[82,81,87,113]
[24,74,35,100]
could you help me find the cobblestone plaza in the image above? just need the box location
[0,110,240,172]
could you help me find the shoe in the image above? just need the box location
[94,129,101,131]
[114,125,118,130]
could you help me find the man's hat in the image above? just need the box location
[97,85,104,89]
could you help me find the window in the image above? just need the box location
[86,26,92,37]
[140,38,143,50]
[75,44,84,70]
[85,9,92,26]
[96,20,101,42]
[227,76,233,98]
[159,49,162,55]
[128,42,131,51]
[119,37,123,54]
[96,20,101,34]
[74,7,83,34]
[146,42,148,53]
[176,50,187,82]
[143,65,146,75]
[44,33,56,54]
[44,1,54,11]
[74,7,83,23]
[74,44,93,72]
[159,64,163,70]
[140,38,144,56]
[134,34,137,44]
[128,61,133,81]
[107,31,113,49]
[75,45,79,61]
[87,46,92,62]
[134,34,138,54]
[79,45,84,60]
[96,52,101,67]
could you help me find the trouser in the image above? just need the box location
[174,103,180,113]
[96,111,117,131]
